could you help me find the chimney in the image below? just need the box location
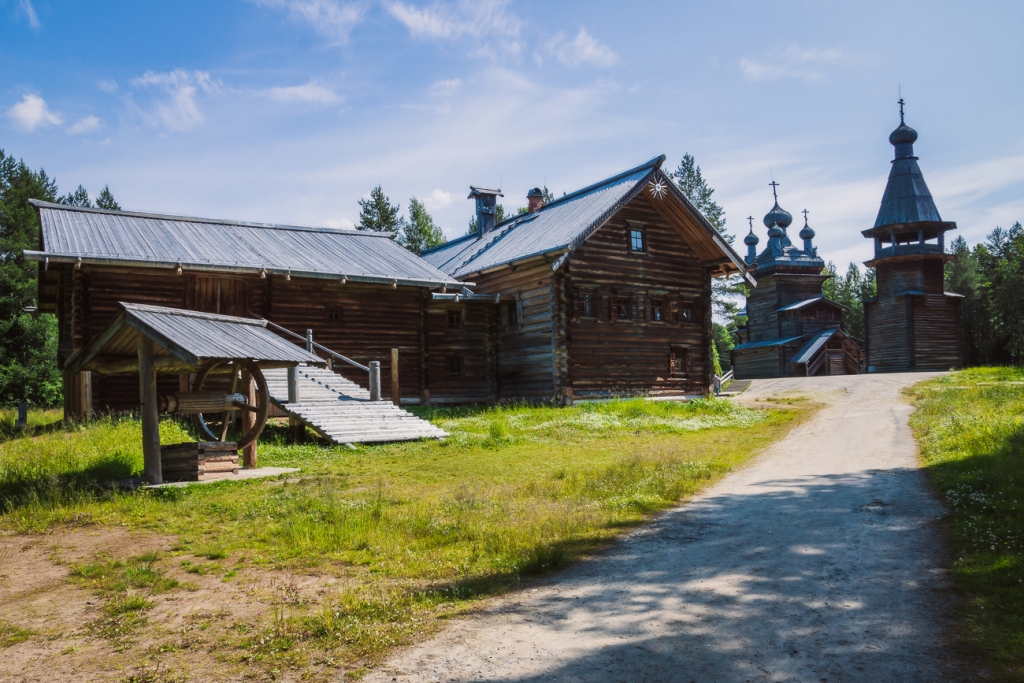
[468,186,503,236]
[527,187,544,214]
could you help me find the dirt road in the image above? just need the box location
[365,374,957,682]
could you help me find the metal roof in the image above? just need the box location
[66,303,324,374]
[777,296,848,312]
[422,156,749,280]
[731,336,805,351]
[874,118,942,228]
[25,200,462,288]
[790,328,842,364]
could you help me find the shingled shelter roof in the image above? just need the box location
[25,200,463,288]
[421,156,750,282]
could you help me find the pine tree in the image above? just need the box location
[0,150,62,406]
[399,197,445,255]
[96,185,121,211]
[58,184,92,207]
[669,154,731,243]
[357,186,402,233]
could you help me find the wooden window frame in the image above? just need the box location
[650,299,665,323]
[670,346,689,377]
[680,302,694,323]
[613,293,632,323]
[669,300,680,325]
[325,307,342,325]
[447,307,464,330]
[448,355,464,378]
[572,287,597,320]
[627,221,647,254]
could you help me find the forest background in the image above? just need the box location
[1,147,1020,406]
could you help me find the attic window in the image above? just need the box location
[447,308,464,329]
[629,228,645,253]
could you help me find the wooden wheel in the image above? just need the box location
[191,360,270,450]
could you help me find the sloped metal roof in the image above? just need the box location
[66,303,324,374]
[731,336,805,351]
[791,327,843,364]
[25,200,461,288]
[777,296,848,312]
[874,120,942,228]
[422,156,749,280]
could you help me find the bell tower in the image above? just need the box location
[862,100,963,371]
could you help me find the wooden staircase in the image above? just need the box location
[264,365,447,444]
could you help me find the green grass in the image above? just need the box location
[1,397,805,674]
[908,367,1024,681]
[0,620,35,648]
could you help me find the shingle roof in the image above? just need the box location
[874,119,942,228]
[66,303,324,374]
[25,200,461,288]
[422,156,748,280]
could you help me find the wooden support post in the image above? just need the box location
[138,337,162,485]
[390,348,400,406]
[306,329,313,353]
[287,365,303,443]
[369,361,381,401]
[241,368,257,468]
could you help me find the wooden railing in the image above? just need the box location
[806,350,828,377]
[713,369,734,395]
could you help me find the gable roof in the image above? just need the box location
[790,327,858,365]
[421,156,751,282]
[777,296,849,313]
[24,200,462,288]
[66,303,324,375]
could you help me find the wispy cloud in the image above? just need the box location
[251,0,364,43]
[258,80,341,104]
[739,43,850,82]
[543,28,617,68]
[385,0,523,57]
[5,93,61,132]
[431,78,462,96]
[18,0,40,30]
[129,69,221,131]
[67,115,102,135]
[97,79,119,93]
[422,188,453,211]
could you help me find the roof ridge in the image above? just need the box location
[533,154,665,213]
[122,302,267,326]
[29,199,392,238]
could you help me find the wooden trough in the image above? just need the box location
[62,302,325,484]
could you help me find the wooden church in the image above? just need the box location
[730,186,861,378]
[862,102,963,372]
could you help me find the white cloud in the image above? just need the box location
[5,93,61,132]
[545,28,617,69]
[385,0,523,56]
[259,80,341,104]
[739,43,850,82]
[129,69,221,131]
[431,78,462,96]
[251,0,363,43]
[67,115,102,135]
[18,0,40,30]
[422,189,453,211]
[97,79,119,93]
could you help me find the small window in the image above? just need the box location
[449,356,464,378]
[325,308,341,324]
[681,305,694,323]
[447,308,464,329]
[670,346,688,376]
[629,228,645,253]
[651,300,664,322]
[615,296,630,320]
[581,292,594,318]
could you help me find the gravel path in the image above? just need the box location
[365,373,958,682]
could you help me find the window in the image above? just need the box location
[651,300,664,322]
[629,228,645,253]
[449,356,464,378]
[581,292,594,318]
[447,308,464,329]
[681,305,694,323]
[325,308,341,324]
[615,296,630,321]
[670,346,688,376]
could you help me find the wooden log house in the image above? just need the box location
[861,103,963,372]
[421,156,750,401]
[730,189,862,379]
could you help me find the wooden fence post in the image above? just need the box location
[241,368,257,468]
[138,337,162,485]
[390,348,400,406]
[369,361,381,401]
[287,365,303,443]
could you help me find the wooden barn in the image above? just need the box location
[421,155,750,401]
[862,106,963,372]
[731,191,861,379]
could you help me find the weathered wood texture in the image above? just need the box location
[160,441,239,482]
[745,273,829,343]
[423,300,495,404]
[562,194,712,397]
[731,340,806,379]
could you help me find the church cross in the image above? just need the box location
[802,208,810,223]
[747,215,754,230]
[769,180,780,201]
[898,97,905,123]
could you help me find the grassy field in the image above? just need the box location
[907,368,1024,681]
[0,397,806,681]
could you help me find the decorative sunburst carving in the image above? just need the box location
[648,178,668,199]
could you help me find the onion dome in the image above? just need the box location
[889,121,918,147]
[763,201,792,229]
[744,226,760,246]
[799,216,815,241]
[767,223,784,239]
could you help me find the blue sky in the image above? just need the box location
[3,0,1022,268]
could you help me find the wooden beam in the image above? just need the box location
[390,348,400,405]
[241,368,257,469]
[64,310,127,375]
[138,337,162,485]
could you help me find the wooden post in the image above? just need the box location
[241,368,257,469]
[15,402,27,431]
[287,365,303,443]
[369,361,381,401]
[306,329,313,353]
[138,337,162,485]
[390,348,400,405]
[78,371,92,420]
